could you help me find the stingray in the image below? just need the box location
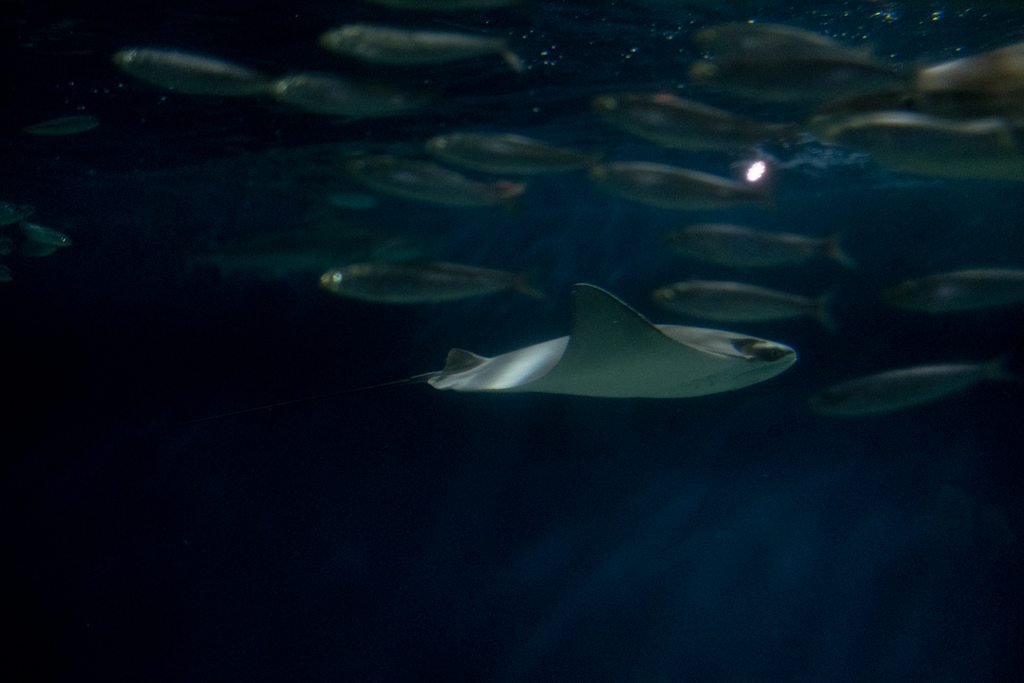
[425,283,797,397]
[168,284,797,424]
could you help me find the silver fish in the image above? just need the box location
[23,115,99,135]
[185,229,423,279]
[0,202,35,226]
[588,162,769,210]
[271,72,428,118]
[667,224,855,268]
[689,23,907,102]
[653,279,835,331]
[20,221,72,257]
[808,358,1016,416]
[694,23,874,63]
[592,92,797,152]
[319,24,523,73]
[810,110,1024,181]
[319,261,542,304]
[883,268,1024,313]
[112,48,274,97]
[424,133,598,174]
[346,155,525,207]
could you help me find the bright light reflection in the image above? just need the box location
[746,161,766,182]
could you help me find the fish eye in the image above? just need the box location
[332,271,343,283]
[745,161,766,182]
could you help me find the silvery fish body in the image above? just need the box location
[591,92,797,152]
[588,162,768,210]
[694,23,872,62]
[23,115,99,135]
[271,73,428,118]
[112,48,274,97]
[0,202,35,226]
[690,23,907,102]
[20,221,72,258]
[425,133,598,174]
[320,24,523,72]
[319,261,541,303]
[653,279,835,330]
[883,268,1024,312]
[347,155,525,207]
[811,110,1024,181]
[808,359,1016,416]
[667,223,854,268]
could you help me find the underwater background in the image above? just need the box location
[3,1,1023,681]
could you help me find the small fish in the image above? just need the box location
[271,72,428,118]
[0,202,35,226]
[0,264,11,282]
[20,221,72,257]
[693,23,874,63]
[319,261,542,304]
[883,268,1024,313]
[808,358,1016,416]
[185,228,422,279]
[588,162,768,210]
[810,111,1024,181]
[112,48,275,97]
[591,92,798,152]
[346,155,525,207]
[23,115,99,135]
[667,224,855,268]
[319,24,523,73]
[689,23,907,102]
[424,133,599,174]
[653,280,835,331]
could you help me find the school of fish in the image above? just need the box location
[7,1,1024,416]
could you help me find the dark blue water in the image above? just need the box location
[3,2,1023,681]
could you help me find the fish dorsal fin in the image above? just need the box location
[436,348,489,381]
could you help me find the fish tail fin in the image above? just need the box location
[813,291,838,333]
[501,50,525,73]
[511,271,545,299]
[824,233,856,268]
[980,355,1020,383]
